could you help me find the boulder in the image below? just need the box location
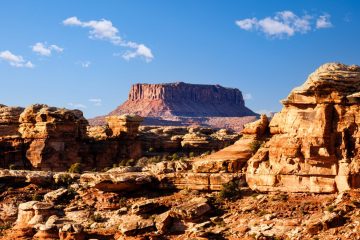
[171,197,211,220]
[131,199,161,215]
[44,188,69,203]
[118,214,155,236]
[80,171,153,192]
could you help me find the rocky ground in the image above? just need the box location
[1,169,360,240]
[2,62,360,239]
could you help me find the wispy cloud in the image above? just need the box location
[0,50,34,68]
[243,93,253,100]
[316,14,332,29]
[68,103,87,109]
[88,98,102,106]
[63,16,154,62]
[77,60,91,68]
[32,42,63,56]
[236,11,332,38]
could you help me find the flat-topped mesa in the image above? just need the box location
[129,82,244,104]
[246,62,360,193]
[113,82,256,118]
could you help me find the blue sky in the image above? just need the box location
[0,1,359,118]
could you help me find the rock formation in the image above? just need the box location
[246,63,360,193]
[0,104,144,171]
[0,103,239,172]
[90,82,258,131]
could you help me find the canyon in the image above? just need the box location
[1,63,360,239]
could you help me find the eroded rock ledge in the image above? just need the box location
[246,63,360,193]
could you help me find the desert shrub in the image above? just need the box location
[0,223,11,230]
[326,205,335,212]
[189,152,195,158]
[249,140,263,153]
[148,147,155,152]
[118,159,127,167]
[112,163,118,168]
[203,151,210,156]
[171,153,179,161]
[32,193,43,201]
[90,213,105,222]
[9,164,17,170]
[218,180,241,200]
[68,163,82,174]
[126,159,136,166]
[56,174,74,186]
[119,197,128,207]
[148,156,162,164]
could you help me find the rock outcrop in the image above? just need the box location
[246,63,360,193]
[18,104,88,170]
[0,104,144,171]
[90,82,258,131]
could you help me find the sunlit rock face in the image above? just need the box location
[89,82,258,131]
[247,63,360,193]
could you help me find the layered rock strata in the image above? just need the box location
[90,82,258,131]
[0,104,144,171]
[246,63,360,193]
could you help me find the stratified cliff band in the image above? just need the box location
[90,82,258,130]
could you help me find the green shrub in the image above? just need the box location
[56,174,74,186]
[171,153,179,161]
[68,163,82,174]
[90,213,105,222]
[148,147,155,152]
[126,159,135,166]
[118,159,127,166]
[189,152,195,158]
[249,140,263,153]
[326,205,335,212]
[9,164,17,170]
[218,180,241,200]
[32,193,43,201]
[148,156,161,164]
[0,223,11,230]
[119,197,128,207]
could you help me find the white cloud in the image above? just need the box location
[236,11,330,38]
[316,14,332,29]
[88,98,102,106]
[68,103,87,109]
[0,50,34,68]
[235,18,257,30]
[122,44,154,62]
[63,16,153,62]
[243,93,252,100]
[32,42,63,56]
[78,61,91,68]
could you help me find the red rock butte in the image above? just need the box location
[90,82,258,131]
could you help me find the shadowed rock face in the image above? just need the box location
[246,63,360,193]
[90,82,258,130]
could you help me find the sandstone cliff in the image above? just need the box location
[90,82,258,131]
[246,63,360,193]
